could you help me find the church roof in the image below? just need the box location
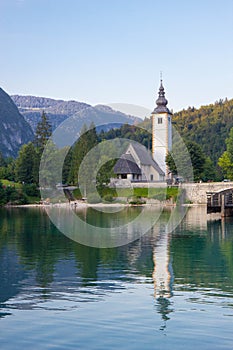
[114,153,142,175]
[129,143,165,176]
[152,80,172,114]
[114,143,165,176]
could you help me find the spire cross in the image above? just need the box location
[160,71,163,82]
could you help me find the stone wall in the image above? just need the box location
[110,179,167,188]
[181,182,233,204]
[110,179,233,204]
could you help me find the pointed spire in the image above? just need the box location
[153,79,171,114]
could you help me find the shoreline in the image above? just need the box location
[6,200,204,209]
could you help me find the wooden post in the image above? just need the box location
[211,194,214,207]
[221,194,225,217]
[221,218,226,239]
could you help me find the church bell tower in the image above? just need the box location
[152,80,172,177]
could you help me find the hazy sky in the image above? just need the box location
[0,0,233,114]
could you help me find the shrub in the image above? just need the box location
[0,182,7,206]
[97,187,117,198]
[73,188,82,199]
[22,184,40,197]
[128,196,146,205]
[87,193,102,204]
[102,194,114,203]
[6,187,28,205]
[152,192,166,201]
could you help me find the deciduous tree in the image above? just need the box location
[15,142,37,184]
[218,128,233,180]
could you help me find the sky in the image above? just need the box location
[0,0,233,116]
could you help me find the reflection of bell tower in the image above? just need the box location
[152,228,173,299]
[152,80,172,177]
[152,225,174,331]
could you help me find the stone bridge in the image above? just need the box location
[181,182,233,204]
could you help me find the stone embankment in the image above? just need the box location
[181,182,233,204]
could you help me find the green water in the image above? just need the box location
[0,206,233,349]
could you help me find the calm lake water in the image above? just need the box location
[0,206,233,349]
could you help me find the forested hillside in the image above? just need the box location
[139,98,233,167]
[172,98,233,165]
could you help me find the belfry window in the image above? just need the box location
[158,117,163,124]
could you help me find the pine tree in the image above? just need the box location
[33,111,52,153]
[33,111,52,184]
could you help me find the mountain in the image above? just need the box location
[0,88,34,158]
[14,93,232,166]
[11,95,141,133]
[172,98,233,165]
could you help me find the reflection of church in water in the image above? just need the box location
[149,221,174,329]
[152,223,173,299]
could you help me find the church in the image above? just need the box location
[113,80,172,184]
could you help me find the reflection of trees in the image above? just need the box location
[0,208,72,293]
[214,219,233,282]
[171,218,233,293]
[75,206,143,228]
[1,207,233,316]
[0,208,168,303]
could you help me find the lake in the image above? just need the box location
[0,206,233,349]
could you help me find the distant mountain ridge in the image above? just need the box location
[11,95,141,133]
[0,88,34,157]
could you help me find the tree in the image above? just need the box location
[0,152,7,179]
[171,97,233,168]
[33,111,52,153]
[39,140,62,187]
[96,159,117,192]
[166,152,177,176]
[68,123,98,187]
[68,124,88,185]
[95,140,121,191]
[4,158,16,182]
[201,157,217,182]
[62,146,73,184]
[218,152,233,179]
[186,141,206,181]
[15,142,37,184]
[225,127,233,163]
[218,128,233,180]
[0,182,6,206]
[31,111,53,184]
[102,123,151,150]
[166,140,206,181]
[0,152,6,167]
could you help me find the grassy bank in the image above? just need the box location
[0,181,181,206]
[0,180,40,206]
[73,186,181,204]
